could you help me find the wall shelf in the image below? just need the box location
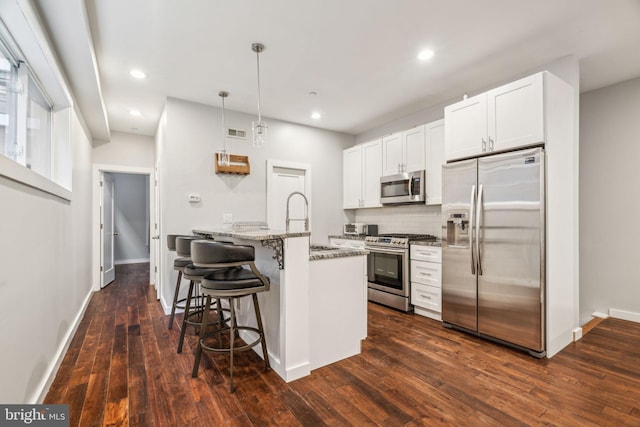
[215,154,250,175]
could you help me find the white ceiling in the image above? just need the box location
[35,0,640,141]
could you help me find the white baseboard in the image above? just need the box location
[592,311,609,319]
[115,258,150,265]
[609,308,640,323]
[572,327,583,341]
[33,287,94,404]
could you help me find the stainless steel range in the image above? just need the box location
[365,233,437,312]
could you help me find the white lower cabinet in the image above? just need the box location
[410,245,442,320]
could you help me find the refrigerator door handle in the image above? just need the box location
[469,184,476,275]
[476,183,484,276]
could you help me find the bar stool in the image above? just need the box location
[168,235,200,329]
[191,244,270,392]
[177,239,233,353]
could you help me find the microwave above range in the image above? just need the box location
[380,170,425,205]
[344,223,378,236]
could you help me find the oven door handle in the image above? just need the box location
[365,247,408,255]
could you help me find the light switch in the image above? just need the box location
[223,213,233,223]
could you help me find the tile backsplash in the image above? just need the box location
[354,204,442,237]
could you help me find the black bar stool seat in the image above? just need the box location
[191,244,270,392]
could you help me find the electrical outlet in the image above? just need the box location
[223,213,233,223]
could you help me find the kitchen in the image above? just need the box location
[1,0,640,424]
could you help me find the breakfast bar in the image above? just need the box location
[192,228,368,382]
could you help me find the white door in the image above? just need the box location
[101,172,115,287]
[267,162,310,232]
[152,166,160,299]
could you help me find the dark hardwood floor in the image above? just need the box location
[45,263,640,426]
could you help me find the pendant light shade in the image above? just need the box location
[217,91,230,166]
[251,42,267,148]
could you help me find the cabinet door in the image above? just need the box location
[402,125,426,173]
[488,73,544,152]
[361,139,382,208]
[343,146,363,209]
[381,132,403,176]
[444,93,487,161]
[425,120,444,205]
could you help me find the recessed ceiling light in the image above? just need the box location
[418,49,434,61]
[130,109,141,117]
[130,69,147,79]
[311,112,322,120]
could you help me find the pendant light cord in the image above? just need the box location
[256,49,262,122]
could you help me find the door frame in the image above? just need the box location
[92,164,156,293]
[266,159,312,230]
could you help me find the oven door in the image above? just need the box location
[367,247,409,297]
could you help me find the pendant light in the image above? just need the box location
[217,91,230,166]
[251,42,267,148]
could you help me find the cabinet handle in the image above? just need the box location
[482,138,487,152]
[488,137,494,151]
[420,294,432,300]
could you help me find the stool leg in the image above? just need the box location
[168,270,183,329]
[192,294,211,378]
[229,297,236,392]
[252,293,270,370]
[177,281,195,353]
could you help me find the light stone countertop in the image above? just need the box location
[309,244,368,261]
[193,228,310,241]
[410,239,442,247]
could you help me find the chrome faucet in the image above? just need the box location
[285,191,309,232]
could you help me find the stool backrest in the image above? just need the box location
[192,242,255,267]
[175,236,200,257]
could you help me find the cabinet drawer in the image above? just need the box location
[411,282,441,312]
[410,245,441,263]
[410,260,441,286]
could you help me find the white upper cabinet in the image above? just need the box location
[382,125,425,175]
[445,72,545,162]
[488,73,544,152]
[343,139,382,209]
[425,119,444,205]
[381,132,402,175]
[343,145,363,209]
[444,93,487,162]
[361,140,383,208]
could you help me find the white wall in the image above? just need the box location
[156,97,354,310]
[0,111,93,403]
[93,131,155,168]
[112,173,150,264]
[580,77,640,324]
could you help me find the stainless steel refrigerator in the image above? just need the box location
[441,147,545,357]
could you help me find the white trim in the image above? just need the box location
[33,288,94,403]
[609,308,640,324]
[572,327,583,342]
[0,154,72,200]
[92,164,156,293]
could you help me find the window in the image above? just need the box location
[0,37,54,180]
[0,43,18,161]
[0,1,72,200]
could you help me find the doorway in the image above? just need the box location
[266,160,311,231]
[93,165,156,294]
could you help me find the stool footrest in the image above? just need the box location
[199,326,264,353]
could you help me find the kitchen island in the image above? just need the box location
[192,228,368,382]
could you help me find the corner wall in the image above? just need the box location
[0,110,94,403]
[579,76,640,324]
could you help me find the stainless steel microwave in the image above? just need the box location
[380,170,425,205]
